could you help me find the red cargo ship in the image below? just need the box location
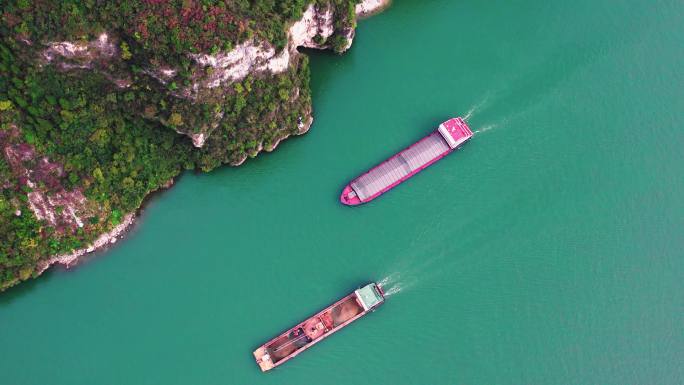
[341,117,473,205]
[253,283,385,372]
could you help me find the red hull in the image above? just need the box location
[253,283,385,372]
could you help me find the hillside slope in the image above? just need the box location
[0,0,389,291]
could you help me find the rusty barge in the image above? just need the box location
[253,283,385,372]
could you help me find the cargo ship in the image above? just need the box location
[340,117,473,205]
[253,283,385,372]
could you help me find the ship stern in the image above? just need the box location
[355,283,385,311]
[438,117,474,149]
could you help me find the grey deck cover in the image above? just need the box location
[351,133,450,200]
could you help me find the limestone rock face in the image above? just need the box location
[43,33,117,69]
[356,0,392,17]
[22,0,389,268]
[40,1,389,149]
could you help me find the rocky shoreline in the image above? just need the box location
[29,0,390,281]
[225,0,389,164]
[34,178,175,275]
[36,212,135,274]
[356,0,392,18]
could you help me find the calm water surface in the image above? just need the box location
[2,1,683,384]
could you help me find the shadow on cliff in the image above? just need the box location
[299,46,355,102]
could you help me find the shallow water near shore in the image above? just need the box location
[2,1,684,384]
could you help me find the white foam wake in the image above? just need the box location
[474,124,496,134]
[378,272,405,297]
[377,274,395,288]
[383,285,402,297]
[463,94,490,122]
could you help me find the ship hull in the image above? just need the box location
[340,141,454,205]
[253,283,385,372]
[340,117,473,205]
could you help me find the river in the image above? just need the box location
[1,1,683,384]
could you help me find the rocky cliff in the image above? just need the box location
[0,0,390,291]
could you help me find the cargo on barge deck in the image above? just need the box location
[253,283,385,372]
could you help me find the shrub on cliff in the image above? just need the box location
[0,0,365,291]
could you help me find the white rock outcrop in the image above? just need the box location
[38,1,390,149]
[190,3,337,91]
[43,33,116,68]
[356,0,391,17]
[36,213,136,273]
[188,0,389,98]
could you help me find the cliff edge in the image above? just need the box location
[0,0,390,291]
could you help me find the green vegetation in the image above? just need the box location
[0,0,363,291]
[0,47,192,289]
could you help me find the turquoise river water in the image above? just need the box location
[2,1,683,384]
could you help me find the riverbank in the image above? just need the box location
[35,213,135,274]
[33,177,178,275]
[356,0,392,18]
[0,0,389,290]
